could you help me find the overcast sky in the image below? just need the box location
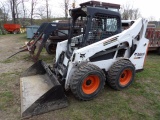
[1,0,160,20]
[106,0,160,20]
[75,0,160,20]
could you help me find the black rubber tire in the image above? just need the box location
[70,63,106,101]
[157,47,160,55]
[13,30,17,34]
[45,42,57,54]
[107,59,135,90]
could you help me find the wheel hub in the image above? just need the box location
[82,75,100,94]
[120,69,132,86]
[86,80,92,85]
[121,73,125,78]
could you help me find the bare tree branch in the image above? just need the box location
[121,2,141,20]
[30,0,38,25]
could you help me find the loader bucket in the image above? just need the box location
[20,60,68,118]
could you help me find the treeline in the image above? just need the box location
[0,0,142,27]
[0,0,72,27]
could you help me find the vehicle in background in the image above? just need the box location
[3,24,21,34]
[146,23,160,54]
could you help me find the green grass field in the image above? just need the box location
[55,53,160,120]
[0,34,160,119]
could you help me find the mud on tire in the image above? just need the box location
[70,63,106,101]
[107,59,135,90]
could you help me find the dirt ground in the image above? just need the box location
[0,35,31,72]
[1,34,160,120]
[0,34,56,120]
[0,34,77,120]
[0,34,31,120]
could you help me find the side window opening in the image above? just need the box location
[106,18,117,32]
[87,14,119,44]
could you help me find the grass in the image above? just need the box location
[0,91,13,110]
[1,58,14,63]
[1,53,160,119]
[1,34,160,119]
[45,53,160,120]
[1,53,30,63]
[0,72,19,111]
[37,48,55,63]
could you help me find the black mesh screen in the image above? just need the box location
[87,14,118,45]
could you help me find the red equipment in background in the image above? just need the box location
[146,24,160,54]
[3,24,20,34]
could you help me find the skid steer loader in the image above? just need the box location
[20,1,149,118]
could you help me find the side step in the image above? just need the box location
[20,60,68,118]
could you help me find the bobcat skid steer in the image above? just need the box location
[20,1,149,118]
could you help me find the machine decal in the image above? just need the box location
[103,37,118,46]
[51,24,57,26]
[134,53,145,59]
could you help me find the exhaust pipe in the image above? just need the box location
[20,60,68,118]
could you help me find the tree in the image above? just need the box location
[148,16,156,21]
[9,0,16,23]
[30,0,37,25]
[15,0,21,22]
[0,2,9,34]
[0,9,6,23]
[60,0,70,18]
[0,1,9,24]
[46,0,49,21]
[36,6,46,19]
[8,0,22,23]
[21,0,26,19]
[60,0,77,18]
[121,2,141,20]
[64,0,69,18]
[35,0,52,21]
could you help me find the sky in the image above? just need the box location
[75,0,160,20]
[53,0,160,20]
[1,0,160,20]
[108,0,160,20]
